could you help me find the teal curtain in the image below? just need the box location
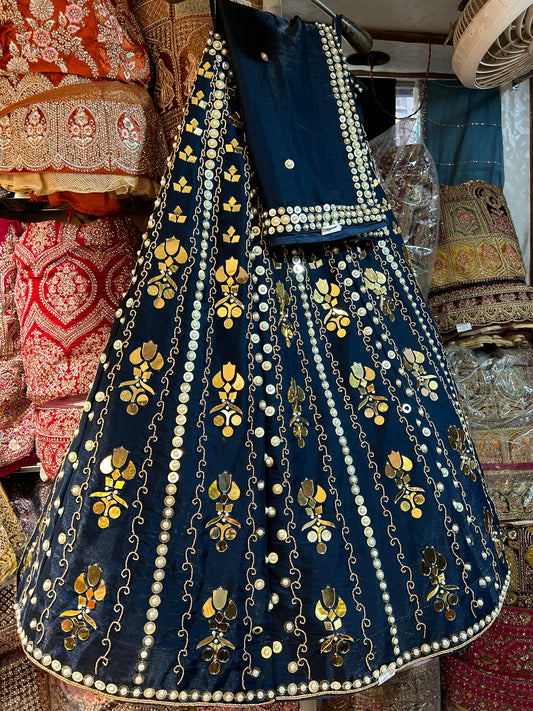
[423,79,504,186]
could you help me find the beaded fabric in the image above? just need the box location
[17,2,508,705]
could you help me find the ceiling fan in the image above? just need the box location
[453,0,533,88]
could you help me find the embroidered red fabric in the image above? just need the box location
[14,217,140,406]
[35,405,82,480]
[0,0,151,86]
[0,218,35,470]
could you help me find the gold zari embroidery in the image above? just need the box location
[402,349,439,400]
[210,363,245,437]
[196,587,237,674]
[275,281,294,347]
[313,279,350,337]
[287,379,309,448]
[206,471,241,552]
[315,587,354,667]
[297,479,335,554]
[147,237,188,309]
[385,451,425,518]
[214,258,248,328]
[448,425,477,481]
[349,362,388,425]
[60,565,106,650]
[90,447,137,528]
[119,341,164,415]
[420,547,459,621]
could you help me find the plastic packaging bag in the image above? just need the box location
[370,118,440,298]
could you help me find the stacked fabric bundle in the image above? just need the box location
[0,0,168,214]
[441,345,533,710]
[428,180,533,348]
[13,217,140,480]
[0,217,35,476]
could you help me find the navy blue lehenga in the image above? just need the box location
[17,1,508,706]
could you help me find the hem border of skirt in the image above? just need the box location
[14,570,511,707]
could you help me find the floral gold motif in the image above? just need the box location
[448,425,477,482]
[196,587,237,674]
[313,279,350,337]
[297,479,335,554]
[420,546,459,620]
[363,268,396,319]
[173,177,192,193]
[214,258,248,328]
[349,362,388,425]
[402,349,439,400]
[147,237,188,309]
[119,341,164,415]
[385,451,425,518]
[223,196,241,213]
[288,379,309,448]
[206,471,241,552]
[209,363,245,437]
[90,447,137,528]
[224,165,241,183]
[315,587,354,667]
[169,206,187,224]
[60,564,106,650]
[275,282,295,347]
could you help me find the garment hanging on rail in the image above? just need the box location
[17,0,508,705]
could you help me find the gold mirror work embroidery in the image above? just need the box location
[363,268,396,320]
[287,379,309,448]
[402,349,439,400]
[206,471,241,552]
[349,362,388,425]
[448,425,477,481]
[315,586,354,667]
[312,279,350,337]
[420,546,459,621]
[60,564,106,650]
[90,447,137,528]
[214,258,248,328]
[384,451,425,518]
[196,587,237,675]
[118,341,164,415]
[275,281,294,347]
[209,363,245,437]
[297,479,335,554]
[147,237,188,309]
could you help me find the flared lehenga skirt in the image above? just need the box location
[17,31,508,707]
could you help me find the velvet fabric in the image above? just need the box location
[18,2,508,706]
